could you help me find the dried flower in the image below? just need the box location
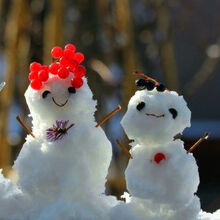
[46,120,74,142]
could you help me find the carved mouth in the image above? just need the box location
[52,97,68,107]
[146,113,165,118]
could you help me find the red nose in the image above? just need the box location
[154,152,166,164]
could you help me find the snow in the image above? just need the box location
[0,82,5,91]
[0,73,116,219]
[199,210,220,220]
[126,140,199,208]
[110,196,201,220]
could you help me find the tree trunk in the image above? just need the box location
[153,0,179,91]
[43,0,64,64]
[0,0,29,174]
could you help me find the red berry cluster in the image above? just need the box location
[28,44,86,90]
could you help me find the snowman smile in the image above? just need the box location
[52,97,68,107]
[146,113,165,118]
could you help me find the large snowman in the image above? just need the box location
[110,74,219,220]
[0,44,116,220]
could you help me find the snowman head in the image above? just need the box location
[25,44,96,128]
[121,74,191,146]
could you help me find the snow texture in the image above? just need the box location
[0,73,116,219]
[0,81,5,91]
[126,141,199,208]
[110,87,219,220]
[198,210,220,220]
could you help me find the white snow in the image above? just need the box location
[0,81,5,91]
[126,140,199,208]
[198,210,220,220]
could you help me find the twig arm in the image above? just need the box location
[187,132,210,154]
[16,115,35,138]
[116,139,133,159]
[173,133,182,141]
[95,105,121,128]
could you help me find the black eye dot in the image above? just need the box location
[145,80,155,91]
[136,102,146,111]
[169,108,178,119]
[42,90,51,99]
[68,87,76,94]
[157,84,166,92]
[135,78,146,89]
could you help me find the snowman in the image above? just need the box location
[0,44,117,219]
[110,74,219,220]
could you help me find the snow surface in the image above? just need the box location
[0,73,116,219]
[198,210,220,220]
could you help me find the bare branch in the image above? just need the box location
[187,132,210,154]
[95,105,121,127]
[184,39,220,97]
[16,115,35,138]
[116,139,133,159]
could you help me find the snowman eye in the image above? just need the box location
[145,80,155,91]
[136,102,145,111]
[42,90,51,99]
[169,108,178,119]
[68,87,76,94]
[135,78,146,89]
[156,84,166,92]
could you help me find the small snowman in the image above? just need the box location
[110,73,201,220]
[0,44,117,219]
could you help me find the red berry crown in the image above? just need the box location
[28,44,87,90]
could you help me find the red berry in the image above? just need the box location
[49,63,60,75]
[64,49,75,60]
[74,52,84,63]
[51,46,63,59]
[30,62,41,72]
[60,57,69,67]
[41,65,49,73]
[75,65,86,77]
[28,71,38,81]
[154,152,166,164]
[65,44,76,52]
[57,67,69,79]
[69,60,79,72]
[38,70,49,82]
[71,77,83,89]
[30,79,42,90]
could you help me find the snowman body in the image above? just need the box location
[126,140,199,208]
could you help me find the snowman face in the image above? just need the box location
[25,74,96,127]
[121,89,191,145]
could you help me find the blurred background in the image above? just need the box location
[0,0,220,212]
